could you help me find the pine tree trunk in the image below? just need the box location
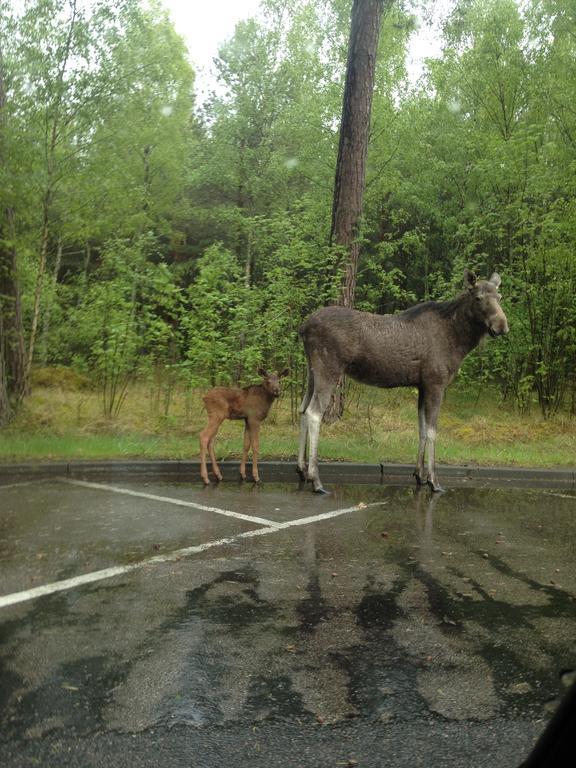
[324,0,384,422]
[0,212,28,422]
[26,204,50,381]
[2,220,27,399]
[40,237,62,366]
[0,309,11,426]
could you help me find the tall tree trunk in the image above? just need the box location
[78,241,91,302]
[0,305,10,426]
[0,39,28,425]
[325,0,384,421]
[26,0,77,381]
[26,202,51,380]
[40,236,63,366]
[0,212,27,401]
[0,216,28,417]
[332,0,384,306]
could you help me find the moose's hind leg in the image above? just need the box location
[200,423,223,484]
[202,415,223,483]
[208,434,223,482]
[297,366,314,481]
[297,413,309,481]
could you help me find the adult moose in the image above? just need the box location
[298,270,508,493]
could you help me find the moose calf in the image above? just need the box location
[199,368,288,485]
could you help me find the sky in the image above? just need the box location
[160,0,447,99]
[162,0,263,97]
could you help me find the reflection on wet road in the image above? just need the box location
[0,480,575,767]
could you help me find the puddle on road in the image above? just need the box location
[0,484,575,739]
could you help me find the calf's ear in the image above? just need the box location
[279,368,290,378]
[489,272,501,288]
[258,367,268,377]
[463,268,477,289]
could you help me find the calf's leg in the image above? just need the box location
[208,435,222,482]
[208,432,223,482]
[200,416,223,484]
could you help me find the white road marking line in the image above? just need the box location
[0,500,386,609]
[0,527,277,610]
[275,502,386,529]
[0,478,51,491]
[62,478,279,527]
[544,492,576,500]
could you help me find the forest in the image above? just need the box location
[1,0,575,448]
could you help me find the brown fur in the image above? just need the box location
[199,368,288,485]
[297,270,509,493]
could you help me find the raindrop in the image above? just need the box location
[447,99,461,114]
[22,78,35,97]
[410,14,422,32]
[160,105,173,117]
[284,157,299,170]
[561,670,576,688]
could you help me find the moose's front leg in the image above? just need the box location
[423,386,445,493]
[248,420,261,483]
[414,388,427,485]
[240,420,251,481]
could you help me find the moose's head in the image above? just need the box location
[258,368,289,398]
[464,269,509,338]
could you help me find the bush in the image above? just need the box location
[31,366,93,391]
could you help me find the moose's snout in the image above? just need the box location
[489,309,509,337]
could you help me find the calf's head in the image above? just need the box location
[464,269,509,337]
[258,367,289,398]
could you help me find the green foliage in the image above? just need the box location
[31,365,91,391]
[2,0,576,426]
[66,235,183,416]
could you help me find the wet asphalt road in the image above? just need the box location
[0,476,575,767]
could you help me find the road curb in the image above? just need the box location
[0,459,575,490]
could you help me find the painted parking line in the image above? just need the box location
[0,478,51,491]
[62,478,280,527]
[0,500,386,610]
[274,502,384,529]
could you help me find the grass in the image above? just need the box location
[1,378,575,469]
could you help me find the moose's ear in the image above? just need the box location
[463,268,477,289]
[257,367,268,377]
[279,368,290,378]
[489,272,501,288]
